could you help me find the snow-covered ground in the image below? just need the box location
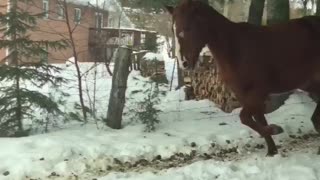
[1,38,320,180]
[0,89,319,180]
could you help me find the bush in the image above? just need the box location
[131,82,163,132]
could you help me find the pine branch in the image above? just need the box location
[0,3,68,135]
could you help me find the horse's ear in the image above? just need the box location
[165,5,174,15]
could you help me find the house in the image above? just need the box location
[0,0,156,64]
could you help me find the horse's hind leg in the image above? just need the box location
[302,86,320,133]
[311,101,320,133]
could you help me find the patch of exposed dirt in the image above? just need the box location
[28,133,320,180]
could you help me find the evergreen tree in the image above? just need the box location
[0,0,67,136]
[317,0,320,15]
[267,0,290,25]
[248,0,266,25]
[130,82,163,132]
[199,0,209,4]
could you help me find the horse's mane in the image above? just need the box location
[179,0,231,24]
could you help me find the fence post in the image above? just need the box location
[137,53,143,70]
[106,47,132,129]
[133,54,137,70]
[129,54,133,71]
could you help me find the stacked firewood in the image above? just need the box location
[140,58,168,84]
[184,57,240,113]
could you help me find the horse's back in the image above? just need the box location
[228,16,320,94]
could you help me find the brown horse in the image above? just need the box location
[166,0,320,156]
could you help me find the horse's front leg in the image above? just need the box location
[239,107,284,137]
[239,103,283,156]
[254,113,278,156]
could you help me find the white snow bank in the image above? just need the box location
[143,52,164,61]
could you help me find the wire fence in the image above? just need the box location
[59,87,316,120]
[41,63,318,123]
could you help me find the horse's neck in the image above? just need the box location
[205,12,235,66]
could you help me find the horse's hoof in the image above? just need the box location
[266,150,278,157]
[313,123,320,134]
[265,147,278,157]
[268,124,284,135]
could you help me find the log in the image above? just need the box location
[106,47,132,129]
[184,60,241,113]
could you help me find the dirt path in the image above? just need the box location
[39,133,320,180]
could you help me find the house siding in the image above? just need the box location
[0,0,109,64]
[0,0,8,63]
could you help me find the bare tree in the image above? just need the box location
[62,0,88,122]
[301,0,312,15]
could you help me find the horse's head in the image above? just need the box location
[166,0,209,70]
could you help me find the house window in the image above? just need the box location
[141,33,146,44]
[74,8,81,24]
[57,5,65,19]
[43,0,49,19]
[95,12,103,28]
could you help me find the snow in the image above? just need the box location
[158,36,179,88]
[143,52,164,61]
[67,0,119,12]
[291,0,314,10]
[67,0,134,28]
[0,89,319,179]
[1,37,320,179]
[102,27,157,33]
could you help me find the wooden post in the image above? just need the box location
[106,47,132,129]
[129,54,133,71]
[137,53,143,70]
[133,55,138,70]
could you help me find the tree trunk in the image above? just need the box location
[248,0,266,25]
[11,0,23,132]
[317,0,320,15]
[106,47,132,129]
[267,0,290,25]
[199,0,209,4]
[63,0,87,122]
